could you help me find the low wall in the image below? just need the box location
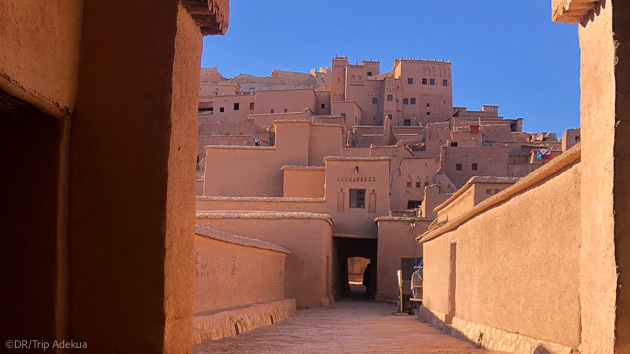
[193,299,296,344]
[420,146,582,351]
[194,225,290,314]
[196,211,334,308]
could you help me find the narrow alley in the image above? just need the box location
[193,299,497,353]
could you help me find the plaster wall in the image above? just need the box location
[332,100,362,132]
[0,0,83,117]
[211,94,255,122]
[283,168,325,198]
[441,146,509,188]
[195,217,333,308]
[248,110,311,126]
[423,161,582,348]
[324,158,391,237]
[196,197,325,213]
[376,219,430,300]
[309,125,344,166]
[254,89,316,114]
[576,2,620,352]
[194,231,286,313]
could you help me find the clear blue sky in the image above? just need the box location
[201,1,580,135]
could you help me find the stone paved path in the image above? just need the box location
[193,298,499,353]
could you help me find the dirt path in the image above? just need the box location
[193,299,498,353]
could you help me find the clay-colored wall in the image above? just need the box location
[436,188,475,223]
[324,158,391,237]
[248,110,311,126]
[441,146,508,188]
[197,196,325,213]
[309,125,344,166]
[315,90,331,115]
[0,0,83,117]
[376,219,431,300]
[576,2,619,352]
[195,217,333,308]
[254,89,316,114]
[332,100,362,132]
[423,161,582,348]
[211,94,255,122]
[204,146,282,196]
[283,168,325,198]
[194,232,286,313]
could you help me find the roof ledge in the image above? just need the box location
[552,0,599,24]
[182,0,229,35]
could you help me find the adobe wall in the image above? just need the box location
[196,196,325,213]
[0,0,83,117]
[422,159,582,349]
[375,218,431,300]
[324,158,391,237]
[254,89,317,114]
[248,110,311,126]
[309,125,344,166]
[194,226,288,313]
[441,146,509,187]
[211,94,255,122]
[570,1,630,351]
[282,167,326,198]
[195,214,333,308]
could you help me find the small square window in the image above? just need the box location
[372,97,378,105]
[422,78,427,85]
[407,78,414,84]
[321,103,326,109]
[284,108,288,113]
[349,189,366,209]
[249,102,255,110]
[472,163,478,171]
[430,79,435,85]
[410,98,416,105]
[233,103,240,110]
[406,181,412,188]
[367,71,373,76]
[424,181,429,187]
[443,79,448,86]
[486,189,493,195]
[456,163,462,171]
[271,109,274,113]
[450,142,458,147]
[358,75,362,80]
[403,98,409,105]
[219,107,225,113]
[351,75,355,79]
[416,181,421,188]
[427,112,431,115]
[427,103,430,108]
[340,113,346,118]
[387,95,393,102]
[404,119,411,126]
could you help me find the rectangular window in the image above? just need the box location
[407,78,414,84]
[422,78,427,85]
[249,102,255,110]
[472,163,478,171]
[321,103,326,109]
[416,181,421,188]
[450,142,458,147]
[427,112,431,115]
[410,97,416,105]
[456,163,462,171]
[387,95,393,102]
[219,107,225,113]
[430,79,436,85]
[403,98,409,105]
[367,71,373,76]
[372,97,378,105]
[233,103,240,110]
[443,79,448,86]
[284,108,288,113]
[270,109,274,113]
[486,189,493,195]
[340,112,346,118]
[349,189,366,208]
[424,181,429,187]
[406,181,412,188]
[404,119,411,126]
